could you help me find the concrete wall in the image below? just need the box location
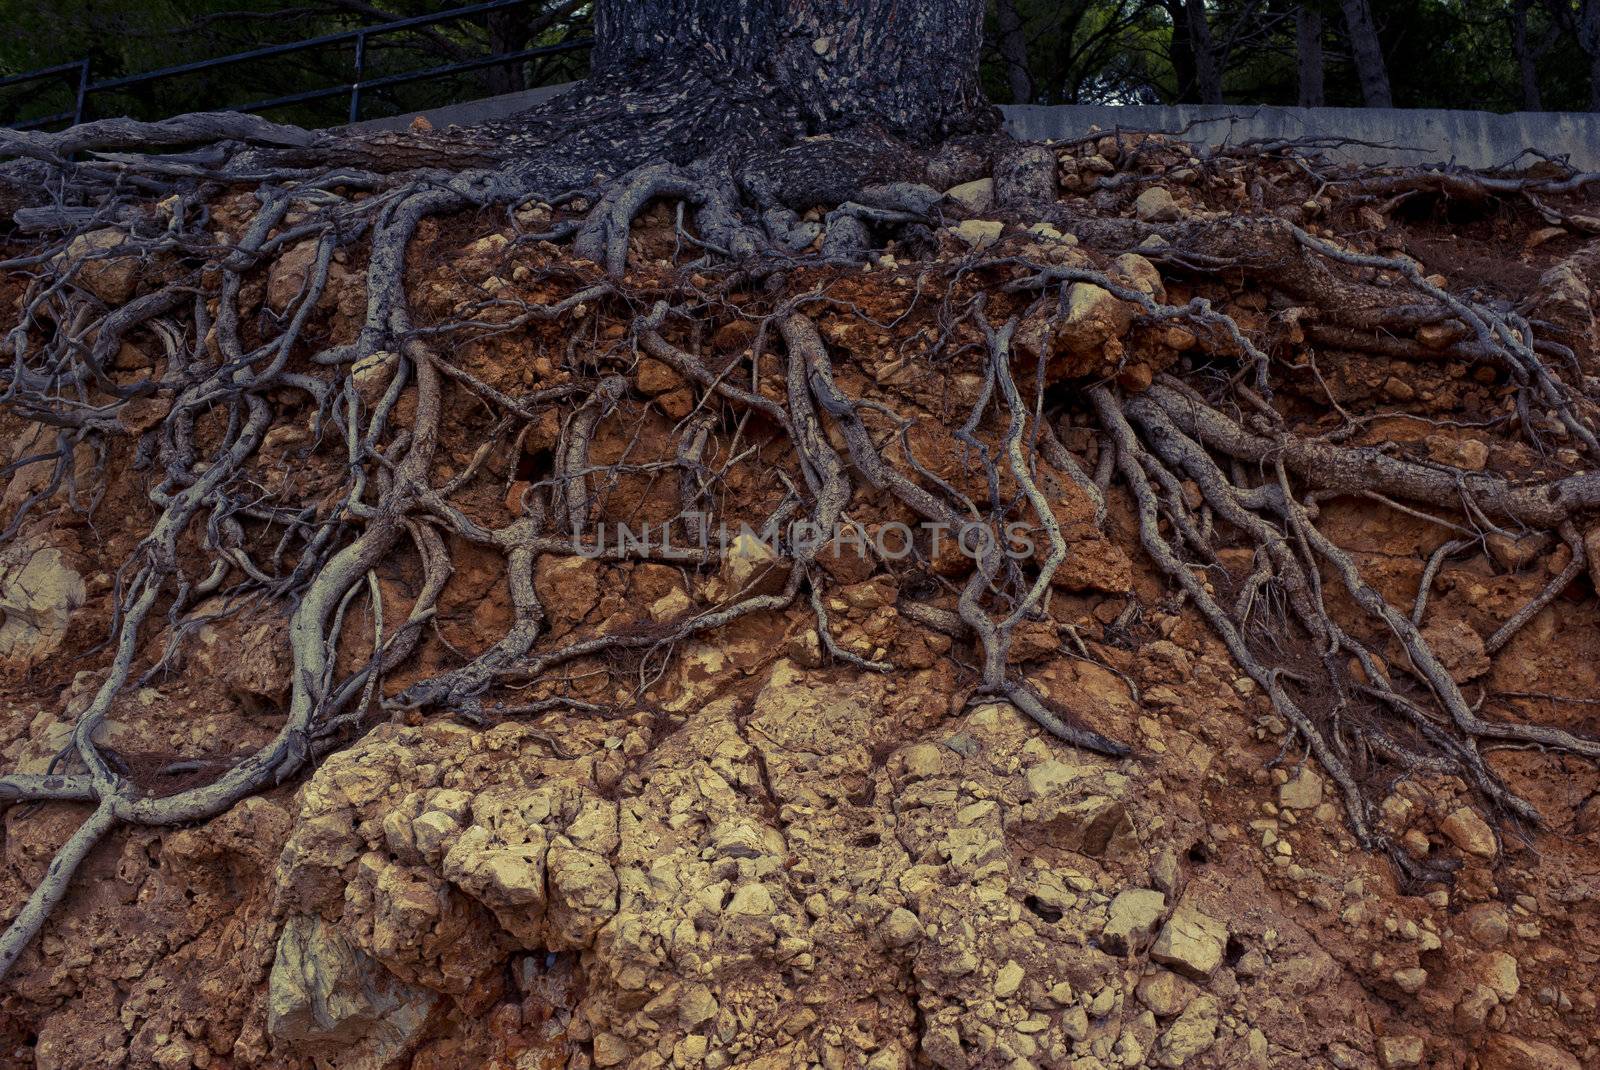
[1000,103,1600,171]
[353,86,1600,172]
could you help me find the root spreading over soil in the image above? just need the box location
[0,110,1598,1069]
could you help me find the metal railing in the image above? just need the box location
[0,0,591,131]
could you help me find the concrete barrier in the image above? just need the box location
[353,86,1600,172]
[1001,103,1600,171]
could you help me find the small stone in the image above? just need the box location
[1477,950,1520,1001]
[1485,530,1549,572]
[635,357,683,395]
[1150,905,1228,980]
[1102,889,1166,954]
[1134,186,1182,223]
[1480,1034,1582,1070]
[1377,1035,1425,1069]
[592,1032,630,1067]
[1136,970,1195,1017]
[1418,618,1490,682]
[1277,767,1323,810]
[726,883,774,916]
[1383,376,1416,401]
[1155,994,1218,1067]
[994,960,1025,998]
[352,350,399,403]
[900,743,945,780]
[679,984,718,1029]
[945,178,995,213]
[951,219,1005,250]
[1440,807,1497,858]
[721,531,784,594]
[1462,903,1510,946]
[1024,758,1089,797]
[1391,967,1427,994]
[882,907,924,947]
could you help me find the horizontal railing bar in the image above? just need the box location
[89,0,550,92]
[0,61,87,91]
[227,39,589,117]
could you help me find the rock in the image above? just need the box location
[267,915,438,1068]
[1391,966,1427,994]
[678,984,718,1029]
[721,530,785,594]
[994,960,1025,998]
[1425,433,1489,472]
[882,907,924,947]
[1149,905,1228,980]
[57,228,138,304]
[352,350,399,404]
[1377,1035,1425,1069]
[1440,807,1497,858]
[944,178,995,213]
[1015,282,1135,373]
[1417,619,1490,682]
[1485,530,1549,571]
[1060,282,1133,354]
[726,882,774,916]
[1585,525,1600,595]
[1024,758,1092,797]
[951,219,1005,250]
[649,587,693,623]
[1476,950,1520,1001]
[592,1032,631,1067]
[1110,252,1165,301]
[1136,970,1195,1017]
[1462,902,1510,946]
[1155,993,1218,1067]
[1480,1034,1582,1070]
[1277,767,1323,810]
[1454,983,1498,1031]
[182,597,292,713]
[900,743,946,780]
[0,536,86,670]
[635,356,683,396]
[545,846,618,949]
[1102,889,1166,954]
[1134,187,1183,223]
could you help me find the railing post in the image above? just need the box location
[349,30,366,124]
[73,60,89,126]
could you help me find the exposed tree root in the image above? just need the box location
[1,102,1599,977]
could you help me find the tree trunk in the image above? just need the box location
[1185,0,1226,105]
[1510,3,1542,111]
[1297,4,1326,108]
[1585,0,1600,111]
[1339,0,1393,107]
[995,0,1036,105]
[1163,0,1202,103]
[484,7,531,96]
[591,0,991,144]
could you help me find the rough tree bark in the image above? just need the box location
[1339,0,1393,108]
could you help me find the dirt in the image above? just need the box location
[1,130,1599,1070]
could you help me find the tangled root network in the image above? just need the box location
[1,111,1600,981]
